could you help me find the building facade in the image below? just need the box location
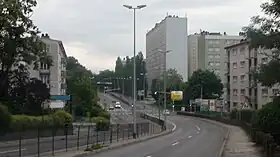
[188,31,244,100]
[146,15,188,90]
[28,34,67,108]
[225,40,278,111]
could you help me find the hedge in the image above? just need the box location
[2,109,73,133]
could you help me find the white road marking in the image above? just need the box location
[172,142,179,146]
[0,148,26,154]
[196,125,201,131]
[197,131,200,134]
[188,135,192,138]
[146,155,152,157]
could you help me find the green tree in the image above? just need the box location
[243,0,280,88]
[66,57,97,117]
[0,0,52,103]
[187,69,223,99]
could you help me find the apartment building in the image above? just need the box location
[28,34,67,108]
[188,31,244,101]
[146,15,188,90]
[225,40,278,111]
[188,31,244,79]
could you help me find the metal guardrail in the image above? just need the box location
[0,122,158,157]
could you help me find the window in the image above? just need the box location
[216,62,220,66]
[232,48,237,56]
[214,48,220,52]
[215,54,220,58]
[208,62,214,66]
[233,62,237,69]
[214,70,220,75]
[240,61,246,68]
[233,89,238,96]
[214,40,220,44]
[233,76,238,82]
[233,102,238,107]
[240,47,245,55]
[208,55,213,58]
[240,75,245,82]
[261,57,268,64]
[208,48,214,51]
[262,88,268,97]
[241,89,246,95]
[273,89,279,96]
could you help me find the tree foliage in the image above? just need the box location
[186,69,223,99]
[95,52,147,98]
[0,0,52,102]
[243,0,280,88]
[66,56,100,117]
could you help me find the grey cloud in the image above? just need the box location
[32,0,262,71]
[149,0,241,10]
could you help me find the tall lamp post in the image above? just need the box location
[123,4,146,139]
[157,49,172,130]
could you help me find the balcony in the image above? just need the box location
[39,69,50,74]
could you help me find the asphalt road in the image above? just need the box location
[88,115,227,157]
[101,93,147,124]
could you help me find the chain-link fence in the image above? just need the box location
[0,122,162,157]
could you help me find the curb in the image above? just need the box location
[218,128,230,157]
[74,129,174,157]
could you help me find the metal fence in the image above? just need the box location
[0,122,162,157]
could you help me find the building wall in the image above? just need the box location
[146,15,188,90]
[226,41,278,111]
[188,35,199,78]
[28,35,67,107]
[188,32,243,101]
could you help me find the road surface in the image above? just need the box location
[101,93,146,124]
[87,115,227,157]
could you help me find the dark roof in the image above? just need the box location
[224,39,249,49]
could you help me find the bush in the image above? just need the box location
[91,116,110,131]
[98,111,110,120]
[9,110,72,132]
[240,109,255,123]
[53,110,72,126]
[0,104,12,134]
[229,109,238,119]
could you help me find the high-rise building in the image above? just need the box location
[28,34,67,108]
[146,15,188,91]
[225,40,279,111]
[188,31,243,100]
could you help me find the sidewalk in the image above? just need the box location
[223,125,262,157]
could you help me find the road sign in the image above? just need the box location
[50,95,71,101]
[171,91,183,101]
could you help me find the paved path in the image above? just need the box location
[223,125,261,157]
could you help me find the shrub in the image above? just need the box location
[10,115,53,131]
[91,116,110,131]
[0,104,12,134]
[98,111,110,120]
[53,110,72,126]
[252,101,280,144]
[240,109,255,123]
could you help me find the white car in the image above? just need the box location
[163,110,170,115]
[114,104,121,109]
[108,105,114,110]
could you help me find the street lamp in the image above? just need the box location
[123,4,146,139]
[157,49,171,130]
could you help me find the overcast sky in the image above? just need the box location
[32,0,266,73]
